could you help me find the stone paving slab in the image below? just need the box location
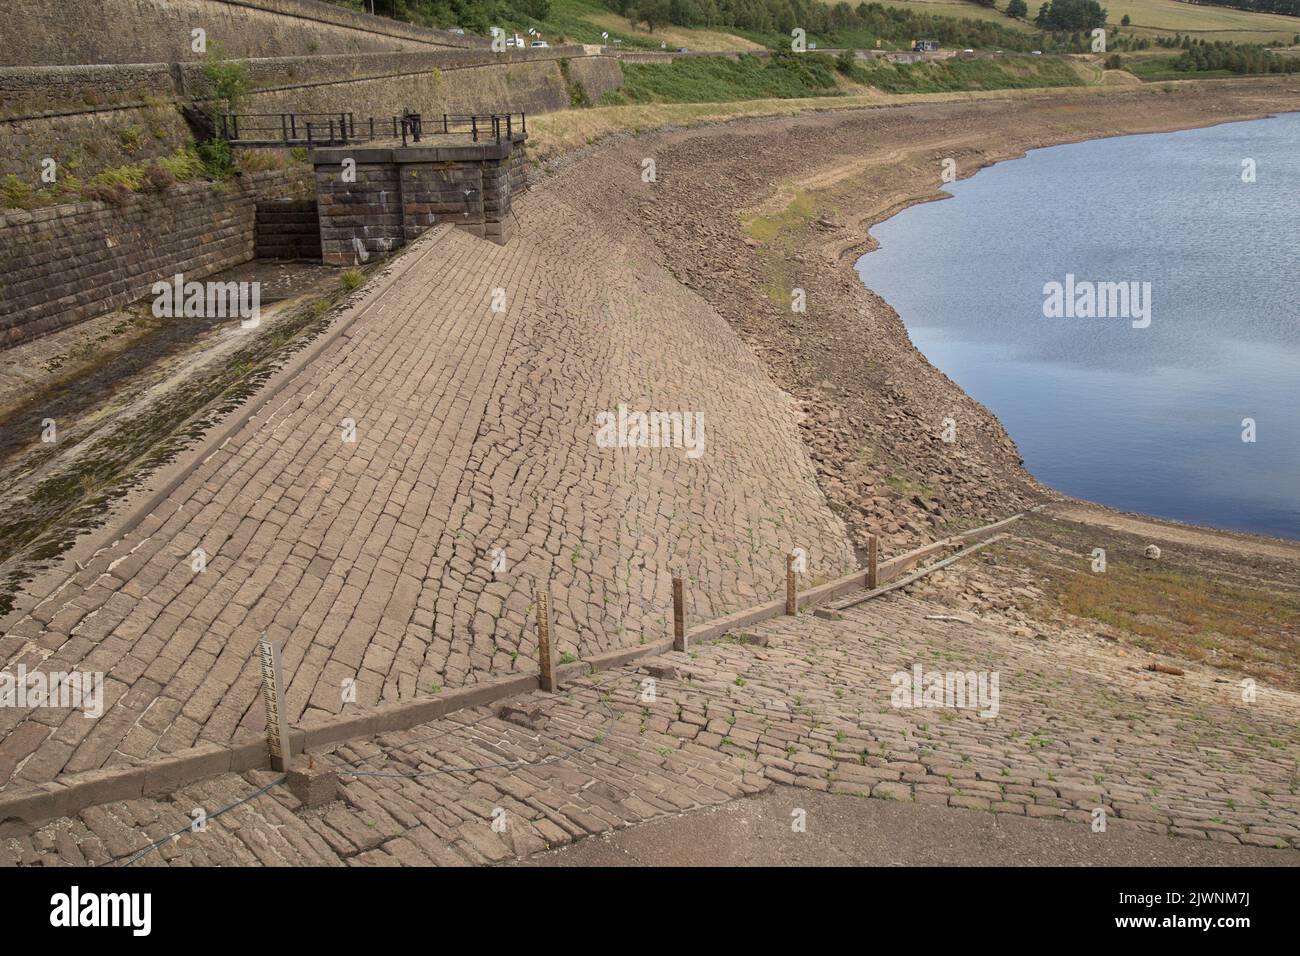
[9,593,1297,866]
[0,187,853,789]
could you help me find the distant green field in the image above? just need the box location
[828,0,1300,44]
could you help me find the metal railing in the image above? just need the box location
[219,110,528,148]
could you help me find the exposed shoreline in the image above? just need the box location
[538,77,1300,558]
[545,79,1299,686]
[849,108,1300,548]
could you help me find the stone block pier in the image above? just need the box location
[311,121,527,265]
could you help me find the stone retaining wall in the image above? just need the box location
[255,199,322,260]
[0,51,622,185]
[313,134,526,263]
[0,168,309,349]
[0,0,477,68]
[0,101,195,189]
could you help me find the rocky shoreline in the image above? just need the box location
[540,77,1300,559]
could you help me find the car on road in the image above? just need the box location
[530,40,549,48]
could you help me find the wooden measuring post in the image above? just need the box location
[672,576,686,652]
[535,590,557,692]
[786,552,798,615]
[867,535,879,589]
[258,636,292,772]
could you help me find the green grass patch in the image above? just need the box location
[1124,61,1237,80]
[743,189,819,244]
[604,52,842,104]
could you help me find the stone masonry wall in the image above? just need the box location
[0,169,309,348]
[225,51,621,125]
[315,162,402,266]
[0,51,622,185]
[254,199,321,260]
[315,136,525,264]
[0,64,179,117]
[0,102,194,188]
[0,0,476,67]
[566,54,632,100]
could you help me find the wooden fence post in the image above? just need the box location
[672,576,686,652]
[867,535,879,589]
[535,589,556,692]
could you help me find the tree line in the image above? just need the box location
[1172,39,1300,72]
[604,0,1049,50]
[1177,0,1300,16]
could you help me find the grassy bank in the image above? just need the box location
[599,51,1086,104]
[844,55,1084,93]
[981,510,1300,692]
[603,53,843,103]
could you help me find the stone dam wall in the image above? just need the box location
[0,2,623,347]
[313,133,528,263]
[1,50,623,184]
[0,0,478,67]
[0,169,309,348]
[255,199,322,260]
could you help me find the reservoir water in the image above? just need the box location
[855,112,1300,540]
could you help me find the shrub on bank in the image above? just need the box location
[0,144,304,210]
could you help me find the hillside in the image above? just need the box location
[324,0,1300,48]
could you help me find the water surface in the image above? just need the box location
[856,113,1300,539]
